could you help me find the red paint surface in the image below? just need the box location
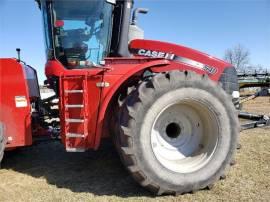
[130,39,231,80]
[0,59,33,148]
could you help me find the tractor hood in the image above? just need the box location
[129,39,231,75]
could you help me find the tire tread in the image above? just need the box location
[116,70,239,195]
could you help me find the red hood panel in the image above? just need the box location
[129,39,231,74]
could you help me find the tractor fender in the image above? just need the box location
[94,59,235,149]
[94,59,171,149]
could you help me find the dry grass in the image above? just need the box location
[0,97,269,202]
[242,96,270,114]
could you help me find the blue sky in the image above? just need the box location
[0,0,269,83]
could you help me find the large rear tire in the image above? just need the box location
[116,71,239,195]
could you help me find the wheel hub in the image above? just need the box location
[166,122,181,139]
[151,101,219,174]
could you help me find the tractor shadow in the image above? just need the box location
[2,139,152,197]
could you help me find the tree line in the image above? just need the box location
[224,44,267,72]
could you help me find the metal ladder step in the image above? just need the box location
[65,104,84,108]
[66,133,85,138]
[65,118,85,123]
[66,147,86,152]
[65,90,83,93]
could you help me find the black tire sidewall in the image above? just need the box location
[130,79,238,191]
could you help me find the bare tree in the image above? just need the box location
[224,44,250,70]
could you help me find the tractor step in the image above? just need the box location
[65,104,84,108]
[65,118,85,123]
[61,76,93,151]
[66,147,86,152]
[65,90,83,93]
[66,133,85,138]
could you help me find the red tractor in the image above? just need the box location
[0,0,240,195]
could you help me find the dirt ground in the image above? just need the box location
[0,97,269,202]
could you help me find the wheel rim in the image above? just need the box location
[151,100,219,173]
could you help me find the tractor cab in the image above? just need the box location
[39,0,115,69]
[38,0,147,69]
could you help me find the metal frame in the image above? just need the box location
[240,111,270,130]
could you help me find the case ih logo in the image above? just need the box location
[134,48,217,75]
[137,49,175,60]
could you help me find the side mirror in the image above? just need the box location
[131,8,149,25]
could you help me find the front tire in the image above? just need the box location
[116,71,239,195]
